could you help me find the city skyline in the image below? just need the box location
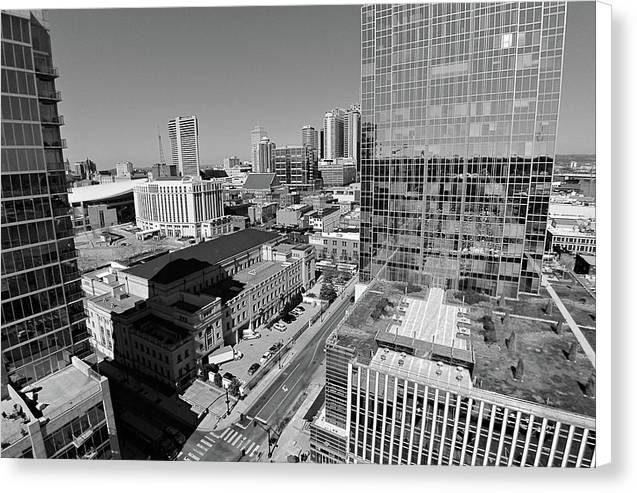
[47,3,595,169]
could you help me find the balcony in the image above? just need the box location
[38,90,62,102]
[43,138,67,149]
[41,115,64,126]
[34,65,59,78]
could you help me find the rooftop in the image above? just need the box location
[134,314,191,347]
[123,229,280,282]
[233,261,287,287]
[88,291,143,314]
[68,178,147,204]
[242,173,278,190]
[335,280,596,418]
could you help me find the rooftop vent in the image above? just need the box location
[455,374,463,381]
[398,359,404,366]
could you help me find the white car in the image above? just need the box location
[259,352,271,364]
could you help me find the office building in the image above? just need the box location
[133,176,224,239]
[223,155,242,169]
[74,158,97,180]
[319,157,357,187]
[257,136,276,173]
[343,105,361,168]
[359,3,567,298]
[1,10,92,389]
[273,145,319,187]
[1,356,120,459]
[302,125,319,153]
[304,206,341,233]
[115,160,134,178]
[323,109,345,160]
[251,125,268,171]
[168,115,200,177]
[310,280,596,466]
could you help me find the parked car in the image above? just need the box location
[166,426,186,446]
[248,363,261,376]
[273,322,287,332]
[269,343,282,353]
[243,332,261,340]
[259,352,271,364]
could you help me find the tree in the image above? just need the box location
[228,377,241,397]
[320,282,337,303]
[213,372,223,388]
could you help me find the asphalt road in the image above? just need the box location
[178,293,352,462]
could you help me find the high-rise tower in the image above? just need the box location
[359,2,567,298]
[251,125,268,172]
[1,10,91,386]
[168,115,200,177]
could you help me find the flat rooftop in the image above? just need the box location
[134,314,191,347]
[233,261,287,287]
[369,349,472,390]
[336,280,596,419]
[88,292,143,314]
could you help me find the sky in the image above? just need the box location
[48,2,596,169]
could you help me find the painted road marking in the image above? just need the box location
[183,456,192,461]
[225,430,238,442]
[187,452,200,461]
[201,438,213,447]
[220,428,232,440]
[195,443,208,452]
[249,445,260,457]
[230,433,242,446]
[245,442,257,455]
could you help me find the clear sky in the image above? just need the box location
[48,2,595,169]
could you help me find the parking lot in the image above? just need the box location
[215,300,322,385]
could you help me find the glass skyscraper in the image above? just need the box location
[359,2,567,297]
[1,10,90,388]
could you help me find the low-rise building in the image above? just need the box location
[304,206,341,233]
[81,230,316,391]
[546,217,596,255]
[276,204,312,228]
[1,356,120,459]
[242,173,282,205]
[201,215,234,239]
[329,183,361,204]
[309,229,360,264]
[248,201,278,225]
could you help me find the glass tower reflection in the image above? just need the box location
[359,2,567,297]
[1,11,90,389]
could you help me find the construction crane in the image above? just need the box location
[157,125,167,165]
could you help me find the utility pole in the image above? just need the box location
[253,416,277,459]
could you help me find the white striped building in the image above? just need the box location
[133,177,224,239]
[310,285,596,467]
[168,115,200,177]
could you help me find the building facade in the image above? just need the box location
[302,125,319,154]
[310,282,596,466]
[305,206,341,233]
[309,229,360,264]
[1,356,120,459]
[133,176,224,239]
[1,10,91,388]
[318,157,357,187]
[343,105,361,168]
[223,156,241,169]
[116,161,133,178]
[273,145,319,187]
[168,115,200,178]
[250,125,268,172]
[323,109,345,160]
[359,3,567,297]
[257,136,275,174]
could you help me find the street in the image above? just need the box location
[177,292,352,462]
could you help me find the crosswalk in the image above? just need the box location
[178,427,260,461]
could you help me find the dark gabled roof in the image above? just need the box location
[242,173,278,190]
[124,229,281,283]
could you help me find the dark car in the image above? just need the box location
[248,363,261,376]
[269,343,282,353]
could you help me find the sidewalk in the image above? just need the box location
[196,277,356,433]
[270,363,324,462]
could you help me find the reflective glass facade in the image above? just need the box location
[1,11,90,388]
[359,2,566,297]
